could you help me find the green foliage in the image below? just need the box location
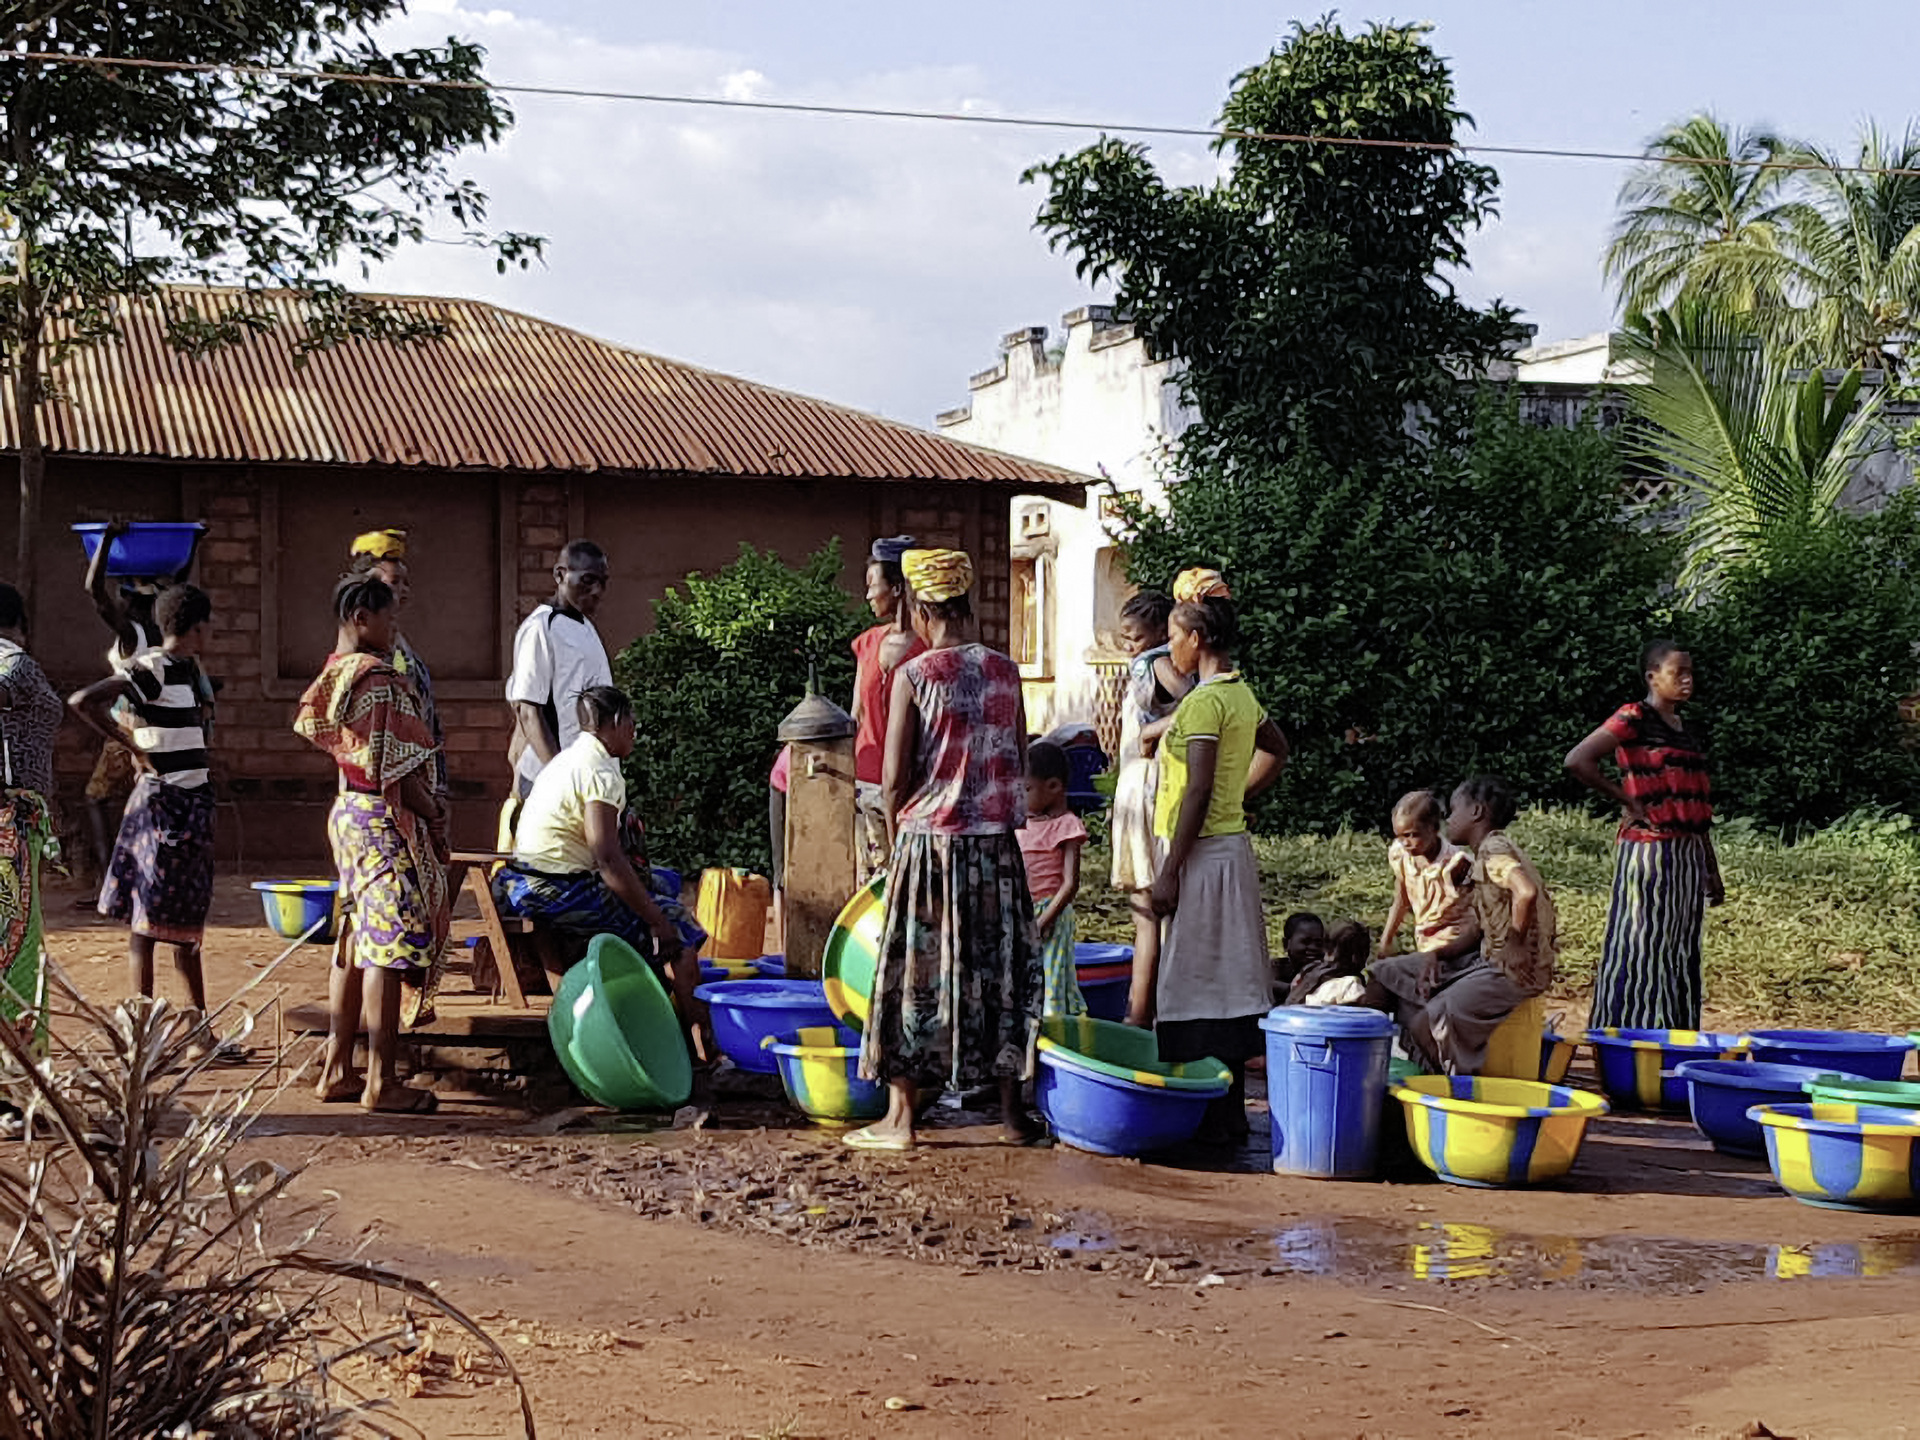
[1025,17,1520,472]
[614,542,865,873]
[1675,494,1920,830]
[1078,809,1920,1032]
[0,3,542,584]
[1618,298,1887,595]
[1122,394,1673,832]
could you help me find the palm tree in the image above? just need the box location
[1765,124,1920,371]
[1605,115,1806,323]
[1618,297,1887,596]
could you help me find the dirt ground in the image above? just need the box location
[35,877,1920,1439]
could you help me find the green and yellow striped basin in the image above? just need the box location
[761,1024,886,1125]
[1038,1015,1231,1091]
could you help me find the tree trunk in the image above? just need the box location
[12,234,41,606]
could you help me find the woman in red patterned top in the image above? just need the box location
[1566,640,1725,1029]
[847,548,1044,1151]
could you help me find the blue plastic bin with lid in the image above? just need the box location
[1261,1005,1396,1179]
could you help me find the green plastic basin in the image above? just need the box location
[548,934,692,1110]
[1808,1077,1920,1109]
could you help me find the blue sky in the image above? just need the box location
[369,2,1914,422]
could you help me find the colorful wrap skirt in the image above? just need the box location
[491,863,704,960]
[327,791,449,1015]
[1035,898,1086,1017]
[99,775,214,945]
[0,789,53,1050]
[1591,834,1710,1031]
[859,829,1043,1089]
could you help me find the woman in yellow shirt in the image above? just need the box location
[1147,574,1289,1144]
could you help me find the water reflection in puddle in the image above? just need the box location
[1264,1217,1920,1287]
[1043,1213,1920,1289]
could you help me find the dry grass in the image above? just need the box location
[1080,808,1920,1034]
[0,977,537,1439]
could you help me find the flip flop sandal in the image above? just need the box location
[841,1125,913,1152]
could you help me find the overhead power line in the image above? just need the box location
[4,48,1920,179]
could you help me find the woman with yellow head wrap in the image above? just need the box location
[345,529,444,798]
[1172,567,1231,605]
[847,546,1046,1152]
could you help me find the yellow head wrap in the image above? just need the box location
[350,528,408,561]
[902,548,975,603]
[1173,567,1231,604]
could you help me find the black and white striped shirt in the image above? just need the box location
[119,651,211,790]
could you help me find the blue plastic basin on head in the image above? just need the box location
[73,522,205,577]
[695,978,838,1073]
[1260,1005,1396,1179]
[1676,1059,1842,1157]
[1746,1029,1917,1082]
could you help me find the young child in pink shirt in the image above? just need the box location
[1019,742,1089,1016]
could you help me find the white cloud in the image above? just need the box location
[355,4,1175,422]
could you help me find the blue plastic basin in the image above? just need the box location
[1676,1059,1841,1157]
[752,955,787,978]
[1078,972,1129,1023]
[250,879,337,943]
[761,1023,886,1125]
[1035,1016,1229,1156]
[1746,1029,1916,1082]
[695,979,838,1073]
[1073,941,1132,970]
[1261,1005,1396,1179]
[1585,1029,1749,1111]
[73,522,205,577]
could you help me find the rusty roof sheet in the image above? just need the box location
[8,288,1088,496]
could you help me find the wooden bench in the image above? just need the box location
[444,850,566,1012]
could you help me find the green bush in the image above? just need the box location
[613,541,865,873]
[1121,394,1675,832]
[1677,493,1920,830]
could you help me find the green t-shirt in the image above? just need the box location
[1155,673,1265,840]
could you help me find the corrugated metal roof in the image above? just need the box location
[6,287,1088,495]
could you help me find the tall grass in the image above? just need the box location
[1080,808,1920,1032]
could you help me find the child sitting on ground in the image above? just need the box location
[1285,919,1371,1007]
[1369,776,1557,1074]
[1276,911,1326,996]
[1376,789,1477,960]
[1019,741,1089,1016]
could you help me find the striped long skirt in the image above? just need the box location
[1591,835,1710,1031]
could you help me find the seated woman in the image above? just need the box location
[494,685,712,1060]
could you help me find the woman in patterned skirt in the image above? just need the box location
[1566,640,1724,1030]
[295,574,449,1114]
[848,548,1043,1151]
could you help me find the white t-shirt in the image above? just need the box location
[507,603,612,789]
[513,733,625,875]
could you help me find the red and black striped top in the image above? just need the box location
[1602,702,1712,842]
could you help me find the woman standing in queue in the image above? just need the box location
[1565,640,1723,1030]
[847,548,1043,1151]
[849,535,924,881]
[1148,571,1289,1145]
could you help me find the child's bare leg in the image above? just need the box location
[127,933,156,1000]
[1000,1075,1042,1142]
[1125,892,1159,1026]
[170,942,209,1014]
[361,967,434,1113]
[317,946,365,1101]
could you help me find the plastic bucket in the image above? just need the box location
[549,934,693,1110]
[696,867,771,961]
[1480,995,1546,1080]
[695,979,838,1073]
[1260,1005,1395,1179]
[1078,972,1129,1022]
[250,879,337,943]
[1745,1029,1917,1082]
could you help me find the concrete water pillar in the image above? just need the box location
[775,691,858,980]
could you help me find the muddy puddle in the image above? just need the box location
[377,1116,1920,1295]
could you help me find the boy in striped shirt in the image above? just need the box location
[70,585,223,1037]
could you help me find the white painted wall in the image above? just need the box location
[936,308,1195,734]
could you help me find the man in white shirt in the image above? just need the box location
[508,539,613,797]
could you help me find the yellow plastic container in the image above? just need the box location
[697,867,771,961]
[1480,994,1546,1080]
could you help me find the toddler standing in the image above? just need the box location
[1019,742,1088,1017]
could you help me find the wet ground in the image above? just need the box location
[42,881,1920,1436]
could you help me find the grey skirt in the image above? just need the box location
[1157,831,1272,1025]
